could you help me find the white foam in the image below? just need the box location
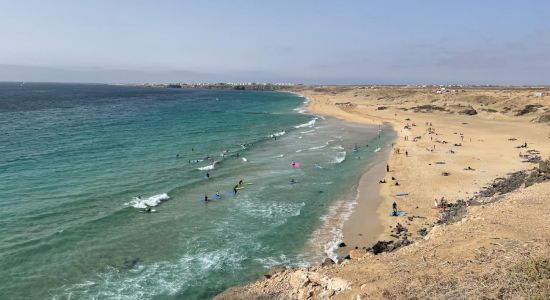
[269,131,286,138]
[197,162,215,171]
[332,145,344,150]
[373,147,381,153]
[300,129,315,134]
[294,117,318,128]
[309,195,358,262]
[126,193,170,209]
[331,151,346,164]
[275,154,285,158]
[237,201,305,225]
[293,96,311,114]
[241,157,248,162]
[309,141,330,151]
[60,247,247,299]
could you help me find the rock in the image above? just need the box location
[289,270,309,289]
[459,107,478,115]
[338,242,347,248]
[269,265,286,275]
[516,104,543,116]
[297,288,312,300]
[321,258,335,267]
[418,228,428,236]
[321,276,351,292]
[371,240,394,254]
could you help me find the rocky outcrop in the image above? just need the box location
[525,158,550,187]
[459,106,478,115]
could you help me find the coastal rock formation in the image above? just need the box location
[458,106,478,115]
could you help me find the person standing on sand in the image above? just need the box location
[392,202,398,216]
[386,164,390,172]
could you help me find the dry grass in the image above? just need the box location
[378,256,550,300]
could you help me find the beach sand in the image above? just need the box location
[301,86,550,249]
[215,86,550,299]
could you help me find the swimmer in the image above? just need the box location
[204,195,209,202]
[215,191,221,199]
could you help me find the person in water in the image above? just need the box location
[290,178,295,184]
[204,195,209,202]
[206,172,210,179]
[238,179,243,186]
[215,191,221,199]
[233,185,238,195]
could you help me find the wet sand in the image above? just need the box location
[340,144,392,251]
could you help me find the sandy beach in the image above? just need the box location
[216,86,550,299]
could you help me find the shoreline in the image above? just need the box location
[296,92,395,261]
[303,94,398,257]
[215,86,550,299]
[339,144,393,253]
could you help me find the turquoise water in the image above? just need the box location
[0,83,392,299]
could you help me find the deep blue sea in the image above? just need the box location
[0,83,392,299]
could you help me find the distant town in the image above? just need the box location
[142,82,298,90]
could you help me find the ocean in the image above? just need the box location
[0,83,393,299]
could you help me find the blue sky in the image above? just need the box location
[0,0,549,84]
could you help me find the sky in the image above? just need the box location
[0,0,549,84]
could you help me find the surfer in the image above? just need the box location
[233,185,238,195]
[238,179,243,186]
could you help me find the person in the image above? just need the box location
[292,161,296,168]
[405,151,408,157]
[386,164,390,172]
[392,202,398,216]
[176,153,180,158]
[215,191,221,199]
[233,185,238,195]
[391,176,396,180]
[204,195,209,202]
[290,178,295,184]
[395,181,399,186]
[206,172,210,179]
[379,179,386,183]
[395,223,404,234]
[238,179,244,186]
